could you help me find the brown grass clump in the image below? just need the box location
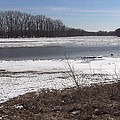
[0,82,120,120]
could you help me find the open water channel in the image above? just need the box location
[0,45,120,60]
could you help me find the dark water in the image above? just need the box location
[0,45,120,60]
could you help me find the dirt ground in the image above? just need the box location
[0,82,120,120]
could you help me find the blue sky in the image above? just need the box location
[0,0,120,31]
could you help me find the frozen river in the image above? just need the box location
[0,36,120,103]
[0,36,120,60]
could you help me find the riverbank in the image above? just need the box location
[0,82,120,120]
[0,57,120,103]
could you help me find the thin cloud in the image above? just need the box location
[67,12,120,17]
[51,7,120,14]
[50,7,120,17]
[64,0,103,5]
[52,7,68,11]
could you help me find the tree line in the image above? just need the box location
[0,11,116,38]
[115,28,120,37]
[0,11,67,38]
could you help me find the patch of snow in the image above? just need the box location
[1,115,8,119]
[0,106,3,108]
[14,104,23,109]
[71,110,81,115]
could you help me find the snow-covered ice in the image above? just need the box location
[0,36,120,48]
[0,57,120,103]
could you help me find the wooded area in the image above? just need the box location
[0,11,116,38]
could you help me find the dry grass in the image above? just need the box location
[0,82,120,120]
